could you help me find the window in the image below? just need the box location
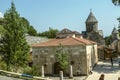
[71,61,74,65]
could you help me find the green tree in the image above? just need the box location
[28,25,37,36]
[0,2,30,71]
[54,44,68,73]
[0,25,5,35]
[38,27,59,38]
[21,17,37,36]
[112,0,120,5]
[104,35,112,45]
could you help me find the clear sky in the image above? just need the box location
[0,0,120,36]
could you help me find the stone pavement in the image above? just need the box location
[86,74,119,80]
[49,76,87,80]
[86,57,120,80]
[0,75,23,80]
[93,59,120,74]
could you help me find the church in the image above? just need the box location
[32,36,98,75]
[82,11,105,45]
[31,11,100,76]
[56,11,105,45]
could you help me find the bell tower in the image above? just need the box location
[85,10,98,32]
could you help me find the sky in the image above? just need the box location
[0,0,120,37]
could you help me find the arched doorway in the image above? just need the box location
[54,62,61,75]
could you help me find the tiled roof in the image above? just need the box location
[32,37,96,47]
[57,28,73,34]
[73,31,81,35]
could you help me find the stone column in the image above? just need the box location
[69,65,73,78]
[60,71,63,80]
[41,65,45,77]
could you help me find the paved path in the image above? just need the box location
[86,58,120,80]
[49,76,87,80]
[0,75,23,80]
[93,59,120,74]
[86,74,119,80]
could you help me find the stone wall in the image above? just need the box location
[32,44,97,76]
[86,44,98,74]
[25,35,48,46]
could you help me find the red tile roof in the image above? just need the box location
[32,37,96,48]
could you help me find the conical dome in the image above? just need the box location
[112,27,118,34]
[86,12,98,23]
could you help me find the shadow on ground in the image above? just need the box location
[93,58,120,74]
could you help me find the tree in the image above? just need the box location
[104,35,112,45]
[0,25,5,35]
[54,44,68,73]
[112,0,120,5]
[21,17,37,36]
[38,27,59,38]
[0,2,30,71]
[28,25,37,36]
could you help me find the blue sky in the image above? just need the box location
[0,0,120,36]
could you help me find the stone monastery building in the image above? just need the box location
[32,37,98,75]
[31,11,106,76]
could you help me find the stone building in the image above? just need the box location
[97,45,114,60]
[32,37,98,75]
[82,11,105,45]
[110,27,120,55]
[56,28,81,39]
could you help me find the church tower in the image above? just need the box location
[112,27,119,41]
[85,11,98,32]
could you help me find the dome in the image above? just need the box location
[0,12,3,18]
[112,27,118,34]
[86,12,98,23]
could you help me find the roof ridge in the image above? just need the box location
[32,37,96,48]
[74,37,96,44]
[32,39,55,46]
[71,37,88,45]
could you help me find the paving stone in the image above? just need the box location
[86,58,120,80]
[0,75,23,80]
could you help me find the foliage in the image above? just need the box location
[23,65,41,76]
[54,44,68,71]
[28,25,37,36]
[112,0,120,5]
[38,27,59,38]
[0,56,7,70]
[104,35,112,45]
[0,61,7,70]
[21,17,37,36]
[32,65,41,76]
[23,66,33,75]
[0,2,30,71]
[0,25,5,35]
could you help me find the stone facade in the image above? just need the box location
[110,27,120,55]
[25,35,49,46]
[82,11,105,45]
[32,37,98,76]
[97,46,115,60]
[97,46,105,60]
